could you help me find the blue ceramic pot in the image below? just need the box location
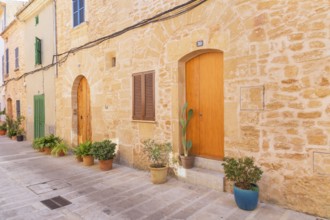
[233,183,259,211]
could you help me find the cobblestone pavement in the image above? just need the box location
[0,136,321,220]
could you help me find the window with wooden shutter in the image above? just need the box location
[15,47,19,69]
[2,55,4,79]
[5,48,9,75]
[35,37,42,65]
[16,100,20,118]
[132,71,155,121]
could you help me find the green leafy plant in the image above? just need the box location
[72,145,83,157]
[142,139,172,168]
[91,139,117,160]
[222,157,263,190]
[180,102,193,156]
[51,142,69,156]
[0,122,7,131]
[33,137,44,150]
[44,134,61,149]
[79,141,93,156]
[6,115,25,138]
[17,128,24,136]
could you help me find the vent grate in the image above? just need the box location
[41,196,71,210]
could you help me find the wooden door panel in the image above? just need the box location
[199,53,224,159]
[78,77,91,144]
[186,57,200,156]
[185,52,224,159]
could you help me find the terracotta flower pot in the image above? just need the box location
[99,159,113,171]
[11,136,17,140]
[44,147,51,155]
[76,155,83,162]
[180,155,195,169]
[149,166,168,184]
[0,130,6,135]
[39,148,45,152]
[58,150,65,157]
[82,155,94,166]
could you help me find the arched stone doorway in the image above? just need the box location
[6,98,13,119]
[72,76,92,145]
[178,50,224,160]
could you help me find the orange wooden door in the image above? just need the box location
[77,77,91,144]
[7,98,13,119]
[186,52,224,159]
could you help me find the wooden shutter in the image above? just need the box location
[16,100,20,118]
[133,74,143,120]
[132,71,155,121]
[35,38,42,65]
[144,72,155,120]
[5,49,8,74]
[15,47,19,69]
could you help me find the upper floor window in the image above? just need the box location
[35,37,42,65]
[15,47,19,69]
[35,16,39,26]
[132,71,155,121]
[73,0,85,27]
[5,48,9,75]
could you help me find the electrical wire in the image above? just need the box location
[4,0,207,85]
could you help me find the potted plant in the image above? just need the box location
[79,141,94,166]
[0,122,7,135]
[142,139,172,184]
[33,137,44,152]
[222,157,263,211]
[16,128,24,142]
[72,145,83,162]
[91,139,117,171]
[8,128,17,140]
[43,134,61,154]
[179,102,194,168]
[51,142,69,157]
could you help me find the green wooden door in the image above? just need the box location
[34,94,45,138]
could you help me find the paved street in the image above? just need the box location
[0,136,321,220]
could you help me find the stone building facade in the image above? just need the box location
[0,1,26,121]
[16,0,57,140]
[1,19,26,122]
[1,0,56,140]
[0,0,322,218]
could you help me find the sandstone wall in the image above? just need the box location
[2,21,27,125]
[55,0,330,217]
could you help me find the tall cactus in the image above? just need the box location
[180,102,193,157]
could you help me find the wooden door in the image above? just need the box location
[77,77,91,144]
[34,94,45,138]
[186,52,224,159]
[7,98,13,119]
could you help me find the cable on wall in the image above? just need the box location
[3,0,208,85]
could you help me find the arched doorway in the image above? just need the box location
[185,52,224,159]
[77,77,91,144]
[6,98,13,119]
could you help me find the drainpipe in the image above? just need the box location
[53,0,58,135]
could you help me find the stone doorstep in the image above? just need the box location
[177,166,225,192]
[194,157,224,172]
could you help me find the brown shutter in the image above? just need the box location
[144,72,155,120]
[133,74,143,120]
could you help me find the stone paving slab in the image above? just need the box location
[0,136,324,220]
